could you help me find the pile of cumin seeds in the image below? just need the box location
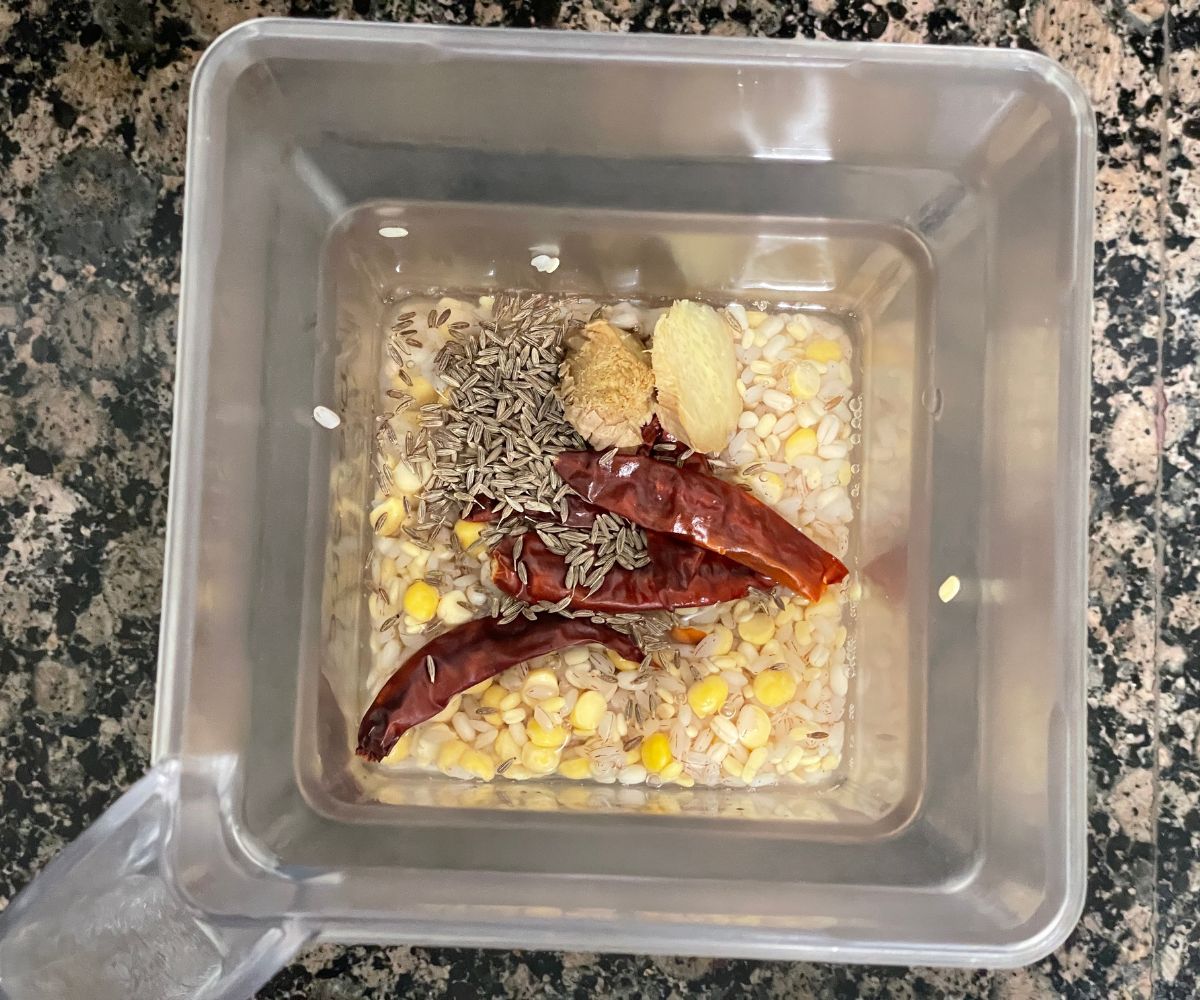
[372,310,422,495]
[410,294,649,593]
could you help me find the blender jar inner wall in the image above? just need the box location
[301,201,930,838]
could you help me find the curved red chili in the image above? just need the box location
[555,451,848,601]
[638,415,712,473]
[492,531,770,612]
[357,615,644,762]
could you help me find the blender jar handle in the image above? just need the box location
[0,760,312,1000]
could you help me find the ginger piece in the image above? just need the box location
[652,300,741,454]
[559,320,654,449]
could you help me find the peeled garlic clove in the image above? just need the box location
[652,300,741,454]
[560,320,655,449]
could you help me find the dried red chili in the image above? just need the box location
[555,451,848,602]
[357,615,643,762]
[638,415,711,473]
[492,530,770,612]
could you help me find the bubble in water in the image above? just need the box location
[921,385,944,418]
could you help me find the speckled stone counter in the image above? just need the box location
[0,1,1196,997]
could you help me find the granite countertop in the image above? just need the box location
[0,0,1196,997]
